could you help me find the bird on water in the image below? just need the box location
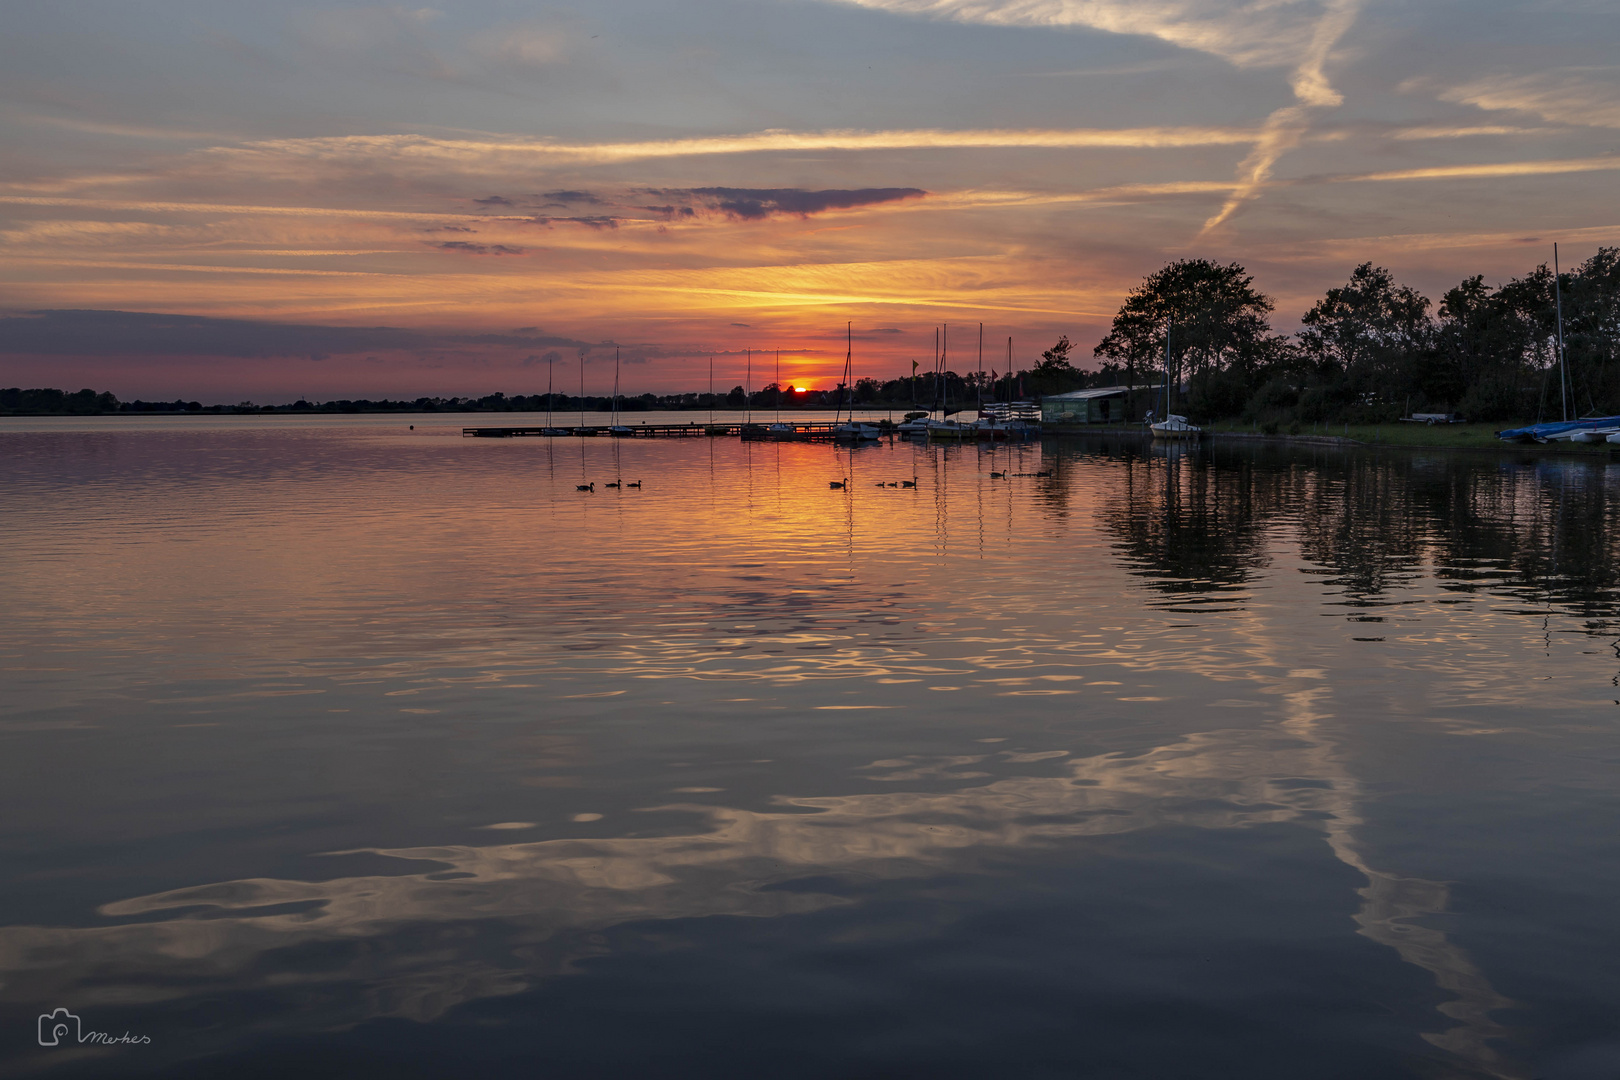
[829,479,847,489]
[901,479,916,488]
[577,482,594,492]
[605,481,621,488]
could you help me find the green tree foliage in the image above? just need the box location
[1027,336,1083,395]
[1295,263,1433,420]
[1084,251,1617,427]
[1093,259,1278,418]
[1565,247,1620,416]
[0,387,121,414]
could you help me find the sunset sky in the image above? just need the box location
[2,0,1618,401]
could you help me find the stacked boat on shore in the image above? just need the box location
[1496,416,1620,444]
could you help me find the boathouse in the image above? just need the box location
[1042,387,1147,425]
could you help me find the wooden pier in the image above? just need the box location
[463,420,892,439]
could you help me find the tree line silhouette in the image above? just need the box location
[1033,251,1619,425]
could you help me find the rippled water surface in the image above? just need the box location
[5,415,1620,1079]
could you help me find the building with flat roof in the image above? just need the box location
[1041,386,1154,425]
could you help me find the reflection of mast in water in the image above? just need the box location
[931,442,949,557]
[743,434,756,519]
[974,432,986,560]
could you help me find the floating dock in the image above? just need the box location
[463,420,885,439]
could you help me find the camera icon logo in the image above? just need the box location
[38,1008,81,1047]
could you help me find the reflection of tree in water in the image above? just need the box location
[1099,443,1277,610]
[1095,443,1620,625]
[1437,460,1620,621]
[1288,452,1620,620]
[1294,454,1427,608]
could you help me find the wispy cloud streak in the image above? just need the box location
[205,125,1260,174]
[823,0,1364,236]
[1198,0,1359,235]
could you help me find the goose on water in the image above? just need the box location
[900,480,916,488]
[829,479,847,489]
[576,482,594,492]
[605,481,621,488]
[626,481,642,488]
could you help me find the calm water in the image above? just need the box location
[4,415,1620,1079]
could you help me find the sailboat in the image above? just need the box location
[542,353,569,436]
[575,350,599,435]
[740,348,770,440]
[832,324,882,441]
[1498,245,1620,443]
[924,323,969,439]
[967,324,1010,440]
[897,330,933,435]
[767,348,801,440]
[609,346,633,436]
[1148,325,1201,439]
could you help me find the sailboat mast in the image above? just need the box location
[843,322,852,423]
[775,349,781,422]
[613,346,621,425]
[746,348,752,424]
[547,353,553,427]
[1163,324,1172,417]
[977,322,983,412]
[1554,243,1570,422]
[579,349,585,427]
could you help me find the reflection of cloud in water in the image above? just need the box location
[0,704,1520,1076]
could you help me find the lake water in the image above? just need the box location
[4,415,1619,1079]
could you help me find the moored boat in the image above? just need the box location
[1497,415,1620,442]
[833,421,883,441]
[1150,414,1202,439]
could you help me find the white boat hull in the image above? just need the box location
[1150,415,1202,439]
[833,423,883,441]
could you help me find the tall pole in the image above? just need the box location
[1163,324,1172,419]
[579,349,585,427]
[1555,243,1570,422]
[848,320,861,420]
[933,327,940,416]
[709,356,713,424]
[977,322,983,414]
[746,348,752,423]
